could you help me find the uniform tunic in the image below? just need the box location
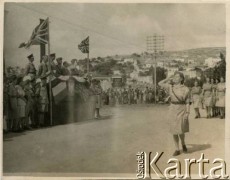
[15,85,26,118]
[8,84,18,119]
[37,85,49,112]
[202,83,213,107]
[95,88,102,109]
[25,62,36,77]
[37,62,49,83]
[55,64,64,77]
[162,83,190,135]
[191,86,202,108]
[216,82,225,107]
[24,83,37,118]
[212,84,217,106]
[3,83,10,117]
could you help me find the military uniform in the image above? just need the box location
[25,62,36,77]
[24,81,38,128]
[55,64,63,76]
[8,82,18,131]
[36,83,49,126]
[37,62,49,84]
[25,54,36,78]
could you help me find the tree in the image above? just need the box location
[204,52,226,80]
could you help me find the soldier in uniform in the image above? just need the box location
[15,77,27,131]
[55,57,64,77]
[8,75,18,132]
[191,80,202,118]
[159,72,190,156]
[62,61,71,75]
[215,77,226,119]
[36,78,49,127]
[37,55,50,84]
[24,75,38,129]
[90,79,103,119]
[49,53,56,68]
[69,59,78,75]
[25,54,36,79]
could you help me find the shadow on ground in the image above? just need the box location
[186,144,212,153]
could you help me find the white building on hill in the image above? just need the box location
[188,59,195,64]
[204,57,221,68]
[124,58,134,63]
[174,58,185,62]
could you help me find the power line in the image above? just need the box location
[10,4,145,50]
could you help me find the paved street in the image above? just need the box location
[3,104,225,178]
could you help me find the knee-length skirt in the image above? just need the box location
[168,104,189,135]
[204,96,213,107]
[216,96,225,107]
[192,94,201,108]
[95,95,102,108]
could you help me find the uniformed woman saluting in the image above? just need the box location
[159,71,190,156]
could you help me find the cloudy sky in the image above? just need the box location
[4,3,226,67]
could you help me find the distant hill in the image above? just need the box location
[107,47,226,64]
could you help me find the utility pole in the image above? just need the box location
[146,34,164,104]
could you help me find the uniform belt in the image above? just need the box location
[171,101,186,105]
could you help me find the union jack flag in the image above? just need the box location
[19,18,49,49]
[78,36,89,53]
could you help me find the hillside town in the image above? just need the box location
[5,47,225,90]
[3,3,227,179]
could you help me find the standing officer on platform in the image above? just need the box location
[25,54,36,78]
[55,57,63,77]
[37,55,52,126]
[37,55,50,84]
[49,53,56,72]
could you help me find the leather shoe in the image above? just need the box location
[182,145,187,153]
[173,150,180,156]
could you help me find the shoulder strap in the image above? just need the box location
[171,86,184,103]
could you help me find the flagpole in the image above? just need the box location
[47,17,53,126]
[87,36,89,74]
[87,52,89,74]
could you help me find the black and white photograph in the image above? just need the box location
[1,2,229,179]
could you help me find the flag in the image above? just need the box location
[78,36,89,53]
[19,18,49,49]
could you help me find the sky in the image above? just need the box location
[4,3,226,67]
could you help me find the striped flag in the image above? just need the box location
[19,18,49,49]
[78,36,89,53]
